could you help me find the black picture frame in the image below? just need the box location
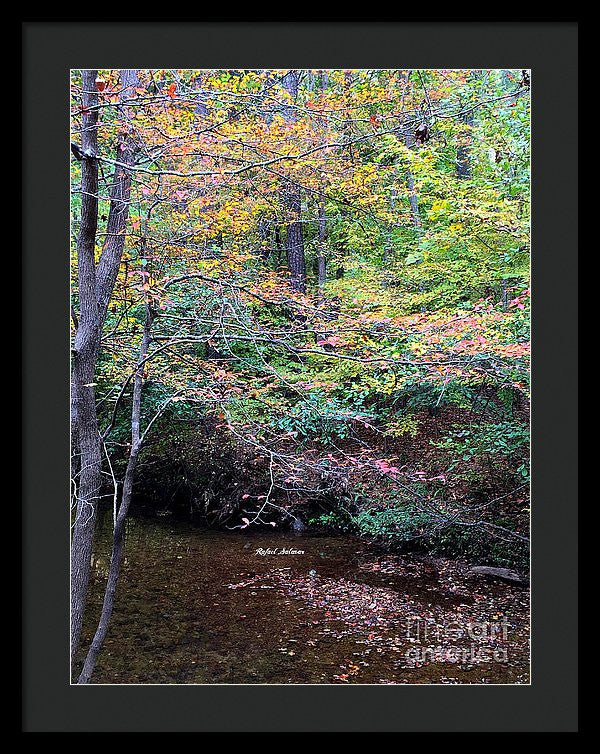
[23,20,578,732]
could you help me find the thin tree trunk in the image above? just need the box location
[275,225,283,267]
[96,69,140,322]
[456,108,474,179]
[317,200,327,292]
[342,71,355,163]
[400,72,425,310]
[401,72,422,231]
[281,70,306,293]
[456,72,477,179]
[314,198,328,343]
[404,121,425,311]
[193,71,210,117]
[403,131,422,230]
[78,305,155,684]
[406,170,421,229]
[382,187,397,270]
[316,71,328,295]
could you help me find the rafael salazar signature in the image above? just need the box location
[254,547,305,556]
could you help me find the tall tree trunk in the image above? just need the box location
[71,70,101,659]
[400,72,425,310]
[401,72,422,231]
[70,69,139,662]
[285,190,306,293]
[281,70,306,293]
[78,304,155,684]
[316,71,328,294]
[404,142,425,312]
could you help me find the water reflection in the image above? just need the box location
[76,510,530,684]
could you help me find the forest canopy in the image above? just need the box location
[70,69,530,683]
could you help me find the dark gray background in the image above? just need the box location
[23,21,578,732]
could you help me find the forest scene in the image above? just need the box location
[70,68,531,685]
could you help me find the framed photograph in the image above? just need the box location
[22,20,578,732]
